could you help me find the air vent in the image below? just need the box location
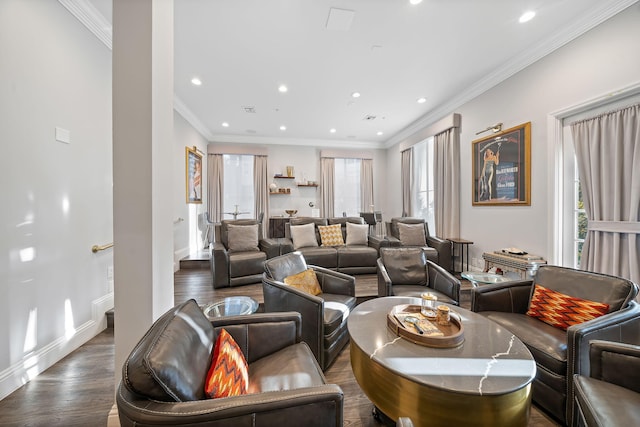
[242,106,256,113]
[363,115,376,121]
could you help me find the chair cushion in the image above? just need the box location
[284,268,322,296]
[122,300,215,402]
[290,222,319,249]
[397,222,426,246]
[345,222,369,245]
[575,375,640,427]
[337,245,378,268]
[204,329,249,399]
[526,284,610,330]
[322,293,357,335]
[380,247,428,286]
[229,251,267,278]
[318,224,345,246]
[227,224,259,253]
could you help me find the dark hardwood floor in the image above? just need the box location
[0,264,561,427]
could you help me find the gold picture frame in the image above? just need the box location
[472,122,531,206]
[185,146,202,204]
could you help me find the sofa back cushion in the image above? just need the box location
[531,266,638,312]
[122,299,215,402]
[380,247,428,286]
[264,251,308,282]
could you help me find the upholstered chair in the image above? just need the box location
[377,247,460,305]
[116,299,344,426]
[471,265,640,426]
[262,251,357,370]
[385,217,452,272]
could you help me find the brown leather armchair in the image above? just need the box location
[385,217,452,272]
[262,251,357,371]
[574,340,640,427]
[471,265,640,426]
[211,219,281,288]
[116,299,343,426]
[377,247,460,305]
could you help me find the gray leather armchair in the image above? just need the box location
[471,265,640,426]
[377,247,460,305]
[385,217,452,272]
[574,340,640,427]
[262,251,357,371]
[116,299,343,426]
[211,219,281,288]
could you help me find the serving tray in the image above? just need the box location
[387,304,464,348]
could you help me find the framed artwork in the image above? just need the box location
[185,146,203,204]
[472,122,531,206]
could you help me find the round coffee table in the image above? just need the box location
[348,296,536,426]
[202,296,258,319]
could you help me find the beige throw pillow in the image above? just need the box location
[290,222,319,249]
[227,224,259,252]
[346,222,369,245]
[397,222,427,246]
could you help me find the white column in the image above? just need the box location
[112,0,174,389]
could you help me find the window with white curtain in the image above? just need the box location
[334,158,361,217]
[412,137,435,232]
[223,154,254,218]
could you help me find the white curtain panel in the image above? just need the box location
[253,155,269,237]
[401,148,412,217]
[208,153,224,223]
[361,158,374,212]
[434,127,460,239]
[320,157,335,217]
[571,104,640,284]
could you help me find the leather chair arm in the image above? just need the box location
[470,280,533,313]
[377,257,392,297]
[259,238,282,259]
[211,241,230,288]
[313,266,356,296]
[385,236,402,247]
[427,261,460,305]
[276,238,294,254]
[426,235,452,271]
[117,383,344,427]
[588,340,640,393]
[367,235,388,252]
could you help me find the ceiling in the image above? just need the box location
[84,0,635,148]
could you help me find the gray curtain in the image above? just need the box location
[361,158,374,212]
[401,148,412,217]
[320,157,335,217]
[208,153,224,224]
[571,104,640,284]
[434,127,460,239]
[253,155,269,237]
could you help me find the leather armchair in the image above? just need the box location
[377,247,460,305]
[574,340,640,427]
[385,217,452,272]
[262,251,357,371]
[116,299,343,426]
[471,265,640,426]
[211,219,281,288]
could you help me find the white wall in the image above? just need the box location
[0,1,113,399]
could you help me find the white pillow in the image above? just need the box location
[346,222,369,246]
[397,222,427,246]
[290,222,319,249]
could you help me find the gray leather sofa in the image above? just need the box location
[385,217,452,272]
[281,216,387,274]
[471,265,640,426]
[262,251,357,371]
[574,340,640,427]
[116,299,343,426]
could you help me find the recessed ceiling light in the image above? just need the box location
[280,125,287,131]
[351,92,361,98]
[417,97,427,104]
[409,0,423,5]
[377,131,384,136]
[191,77,202,86]
[519,10,536,23]
[330,128,337,133]
[221,122,229,127]
[278,84,288,93]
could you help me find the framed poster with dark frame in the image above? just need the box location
[185,146,203,204]
[472,122,531,206]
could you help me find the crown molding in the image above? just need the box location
[209,134,385,150]
[58,0,112,49]
[384,0,639,149]
[173,97,215,141]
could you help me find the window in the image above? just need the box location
[223,154,254,218]
[334,158,361,217]
[412,137,435,233]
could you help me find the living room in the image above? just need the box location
[1,1,639,425]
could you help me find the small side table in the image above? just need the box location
[202,296,258,319]
[461,271,513,288]
[447,238,474,273]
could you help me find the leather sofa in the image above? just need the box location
[385,217,452,272]
[116,299,344,426]
[377,247,460,305]
[574,340,640,427]
[280,216,387,274]
[211,219,281,288]
[471,265,640,426]
[262,251,357,371]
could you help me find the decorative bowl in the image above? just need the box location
[285,209,298,217]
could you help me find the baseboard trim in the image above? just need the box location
[174,246,190,272]
[0,293,114,401]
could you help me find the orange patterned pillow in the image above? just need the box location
[526,284,610,330]
[204,329,249,399]
[318,224,344,246]
[284,268,322,296]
